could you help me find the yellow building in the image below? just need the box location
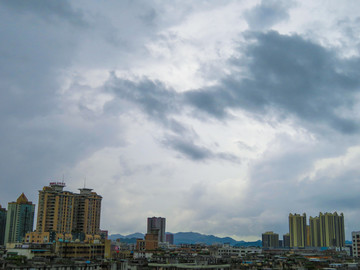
[309,216,321,247]
[311,212,345,247]
[55,240,111,259]
[36,183,75,234]
[27,182,102,243]
[76,188,102,235]
[307,212,345,248]
[289,213,307,248]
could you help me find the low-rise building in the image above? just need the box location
[215,245,262,257]
[352,231,360,257]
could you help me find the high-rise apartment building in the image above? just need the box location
[147,217,166,243]
[4,193,35,243]
[262,231,279,248]
[289,213,307,248]
[36,182,75,234]
[309,212,345,247]
[35,182,102,236]
[75,188,102,235]
[309,216,321,247]
[0,205,7,245]
[320,212,345,247]
[283,233,290,248]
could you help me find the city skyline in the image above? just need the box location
[1,1,360,241]
[0,185,353,243]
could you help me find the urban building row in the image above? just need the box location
[262,231,290,248]
[0,182,103,245]
[262,212,345,249]
[289,212,345,248]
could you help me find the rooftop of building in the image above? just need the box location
[8,193,33,205]
[40,182,101,197]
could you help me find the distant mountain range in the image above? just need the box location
[109,233,144,239]
[108,232,352,246]
[108,232,262,246]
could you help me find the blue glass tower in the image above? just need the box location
[4,193,35,243]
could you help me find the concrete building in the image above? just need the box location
[145,230,159,250]
[5,241,111,260]
[352,231,360,257]
[28,182,102,243]
[4,193,35,243]
[137,229,160,251]
[0,205,6,245]
[310,212,345,247]
[289,213,307,248]
[262,231,279,248]
[283,233,290,248]
[147,217,166,243]
[55,240,111,259]
[148,263,231,269]
[216,245,262,257]
[166,233,174,245]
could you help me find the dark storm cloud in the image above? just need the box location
[0,2,120,204]
[0,0,195,207]
[1,0,86,26]
[244,0,293,30]
[162,135,213,160]
[0,0,85,119]
[107,75,239,162]
[184,87,232,119]
[108,75,180,123]
[185,31,360,134]
[105,30,360,164]
[106,75,186,136]
[161,134,239,162]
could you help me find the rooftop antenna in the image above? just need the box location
[84,177,86,188]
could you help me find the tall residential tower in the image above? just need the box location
[262,231,279,248]
[28,182,102,243]
[289,213,307,248]
[309,212,345,247]
[4,193,35,243]
[147,217,166,243]
[0,205,7,245]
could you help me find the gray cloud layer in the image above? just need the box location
[106,30,360,139]
[1,0,360,240]
[185,31,360,134]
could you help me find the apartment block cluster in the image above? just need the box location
[262,212,345,249]
[28,182,103,243]
[0,182,104,245]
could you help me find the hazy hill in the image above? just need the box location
[109,232,144,240]
[174,232,261,246]
[109,232,261,246]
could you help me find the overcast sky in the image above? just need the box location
[1,0,360,241]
